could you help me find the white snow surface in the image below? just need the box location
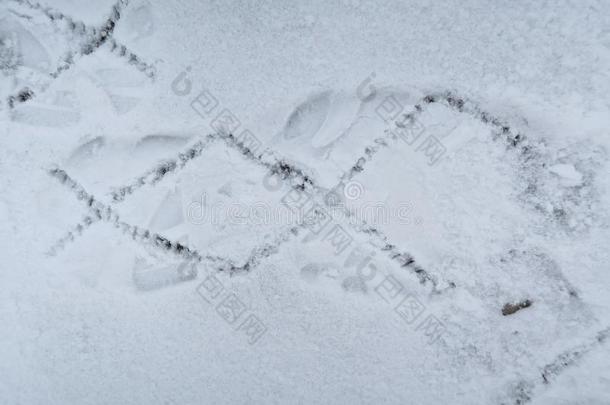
[1,0,610,404]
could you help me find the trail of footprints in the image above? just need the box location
[50,91,605,295]
[9,0,601,394]
[51,130,445,291]
[6,0,605,399]
[48,90,608,402]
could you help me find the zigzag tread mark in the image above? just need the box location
[5,0,154,110]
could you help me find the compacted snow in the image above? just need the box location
[1,1,610,404]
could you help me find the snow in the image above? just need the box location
[1,0,610,404]
[549,163,584,187]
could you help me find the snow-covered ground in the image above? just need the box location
[1,0,610,403]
